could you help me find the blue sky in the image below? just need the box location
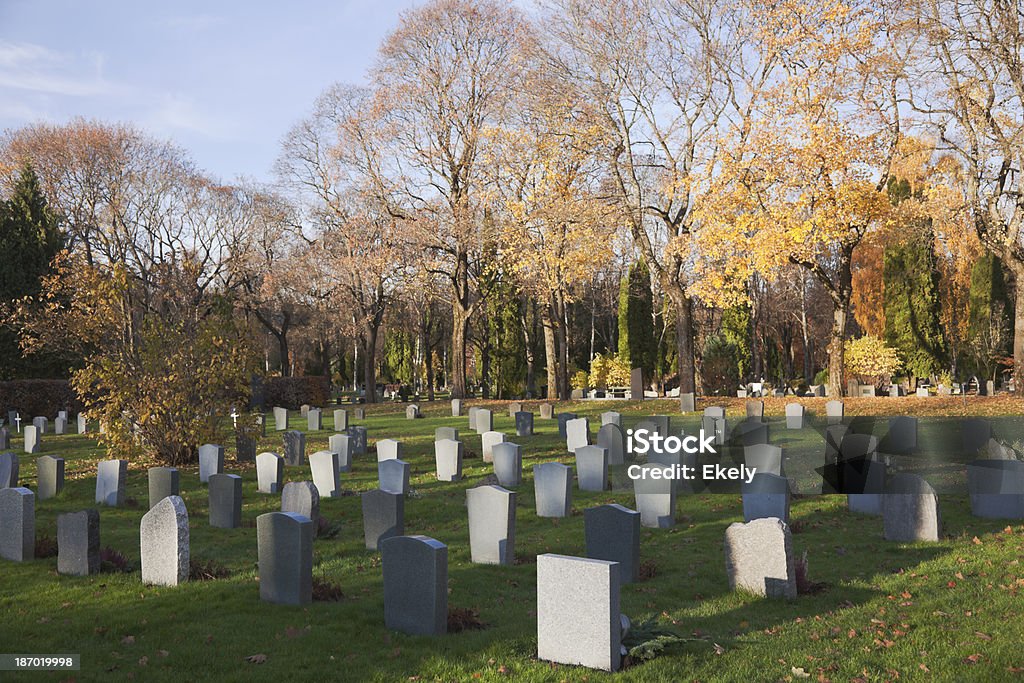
[0,1,422,182]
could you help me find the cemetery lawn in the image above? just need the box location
[4,397,1024,682]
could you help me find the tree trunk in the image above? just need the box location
[451,301,469,399]
[555,293,569,399]
[669,288,697,395]
[541,304,558,400]
[521,299,536,398]
[1013,264,1024,393]
[362,324,379,404]
[278,332,290,377]
[828,302,848,398]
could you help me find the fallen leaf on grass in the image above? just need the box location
[137,657,147,667]
[120,636,135,646]
[976,631,993,641]
[965,654,983,664]
[246,654,267,664]
[973,536,983,545]
[919,663,930,672]
[791,666,811,678]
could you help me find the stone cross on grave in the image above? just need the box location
[230,409,240,429]
[14,415,21,433]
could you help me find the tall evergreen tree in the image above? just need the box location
[882,178,947,383]
[0,164,66,379]
[617,258,656,378]
[966,253,1012,382]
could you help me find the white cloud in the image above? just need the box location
[0,39,112,97]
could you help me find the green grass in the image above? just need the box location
[3,398,1024,682]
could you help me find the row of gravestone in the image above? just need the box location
[270,407,368,432]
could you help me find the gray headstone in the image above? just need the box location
[435,426,458,442]
[77,414,88,434]
[481,431,506,463]
[405,404,419,420]
[54,416,67,435]
[333,409,348,431]
[0,486,34,561]
[534,462,572,517]
[846,459,887,515]
[823,424,849,463]
[378,458,411,495]
[0,428,8,450]
[23,425,40,454]
[95,459,127,506]
[916,386,930,397]
[140,495,189,586]
[467,406,479,431]
[208,473,243,528]
[703,406,725,418]
[700,415,726,446]
[597,423,626,466]
[451,399,462,417]
[601,411,621,426]
[0,451,17,488]
[36,455,64,500]
[724,517,796,598]
[557,413,577,439]
[474,409,493,435]
[744,443,783,476]
[742,473,791,523]
[967,459,1024,519]
[987,380,996,396]
[961,419,994,455]
[679,392,696,413]
[198,444,224,483]
[508,402,523,418]
[256,452,284,494]
[540,403,554,419]
[273,406,288,431]
[300,404,311,417]
[745,401,764,420]
[566,417,590,453]
[281,481,320,528]
[515,411,534,437]
[381,535,447,636]
[307,408,323,431]
[329,434,353,472]
[434,439,463,482]
[882,474,940,542]
[839,433,878,462]
[825,400,844,424]
[310,450,341,498]
[492,442,522,487]
[257,511,313,605]
[630,367,644,400]
[575,445,608,492]
[537,554,622,671]
[57,509,99,575]
[632,463,676,528]
[584,504,640,584]
[885,416,918,454]
[732,419,769,447]
[283,430,306,466]
[349,426,368,455]
[32,416,48,434]
[235,433,256,462]
[147,466,180,509]
[784,403,805,429]
[467,485,515,565]
[354,407,366,420]
[362,489,404,550]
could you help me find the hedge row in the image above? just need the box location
[0,380,84,419]
[262,376,331,410]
